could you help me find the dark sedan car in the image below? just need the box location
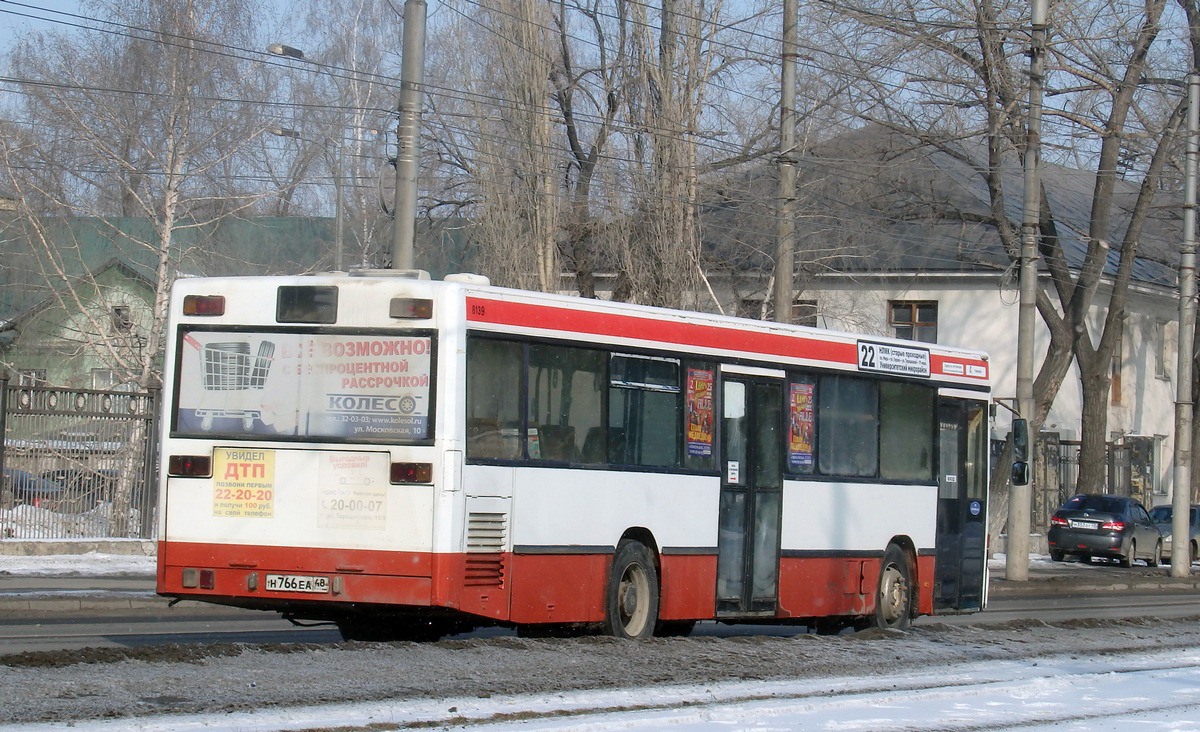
[39,468,120,514]
[1149,504,1200,564]
[1048,493,1162,567]
[1,467,66,508]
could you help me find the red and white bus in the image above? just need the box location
[156,270,991,640]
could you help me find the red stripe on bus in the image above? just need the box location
[468,297,988,379]
[467,297,858,367]
[159,541,939,623]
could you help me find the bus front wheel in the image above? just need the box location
[870,544,913,631]
[602,540,659,640]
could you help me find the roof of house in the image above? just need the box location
[701,125,1180,288]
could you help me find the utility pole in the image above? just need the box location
[334,148,345,270]
[1171,74,1199,576]
[773,0,797,324]
[392,0,427,270]
[1008,0,1046,582]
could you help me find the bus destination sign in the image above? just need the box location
[856,340,931,378]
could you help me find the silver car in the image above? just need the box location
[1149,504,1200,564]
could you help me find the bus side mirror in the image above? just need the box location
[1012,418,1029,462]
[1011,418,1030,486]
[1011,461,1030,486]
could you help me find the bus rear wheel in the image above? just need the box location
[870,544,913,631]
[602,540,659,639]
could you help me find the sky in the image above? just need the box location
[0,1,81,49]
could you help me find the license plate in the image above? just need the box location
[1069,520,1099,530]
[265,574,330,593]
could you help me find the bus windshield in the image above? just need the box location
[172,329,434,442]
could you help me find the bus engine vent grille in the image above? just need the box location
[465,512,507,586]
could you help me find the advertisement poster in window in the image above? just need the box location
[686,368,714,457]
[788,381,815,470]
[175,331,432,441]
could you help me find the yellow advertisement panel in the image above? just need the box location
[213,448,276,518]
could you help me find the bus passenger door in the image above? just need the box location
[716,376,783,616]
[934,399,989,612]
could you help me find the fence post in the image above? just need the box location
[0,372,8,508]
[140,386,160,539]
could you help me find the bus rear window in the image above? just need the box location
[277,286,338,324]
[173,330,434,442]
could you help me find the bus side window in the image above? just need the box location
[527,344,603,464]
[879,382,934,481]
[609,354,681,469]
[466,338,524,460]
[817,375,879,478]
[468,418,519,460]
[539,425,577,461]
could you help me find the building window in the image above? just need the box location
[91,369,119,389]
[1155,321,1169,380]
[16,369,46,386]
[1111,322,1124,405]
[889,301,937,343]
[791,300,818,327]
[111,305,132,333]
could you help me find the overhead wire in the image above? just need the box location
[0,0,1181,266]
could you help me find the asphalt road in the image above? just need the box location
[1,558,1197,653]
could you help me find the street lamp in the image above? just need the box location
[269,13,426,273]
[268,125,346,271]
[267,43,304,60]
[267,44,349,271]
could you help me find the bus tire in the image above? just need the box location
[602,540,659,640]
[871,544,913,630]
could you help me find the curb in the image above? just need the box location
[0,595,168,612]
[0,540,155,557]
[988,577,1200,596]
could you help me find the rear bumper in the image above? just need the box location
[1047,528,1125,557]
[157,540,438,611]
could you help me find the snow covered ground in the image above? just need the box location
[0,549,155,576]
[4,646,1200,732]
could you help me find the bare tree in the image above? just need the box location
[431,0,561,290]
[426,0,781,300]
[1,0,283,534]
[816,0,1188,525]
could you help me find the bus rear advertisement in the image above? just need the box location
[157,271,991,641]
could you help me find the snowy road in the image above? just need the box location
[7,647,1200,731]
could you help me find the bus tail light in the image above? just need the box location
[169,454,213,478]
[181,568,215,590]
[182,295,226,316]
[389,297,433,319]
[391,462,433,484]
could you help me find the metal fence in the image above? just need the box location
[0,379,159,540]
[1027,434,1161,531]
